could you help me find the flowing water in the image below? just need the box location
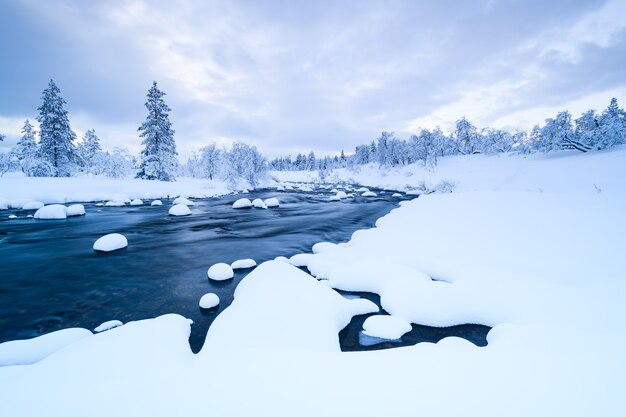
[0,188,489,352]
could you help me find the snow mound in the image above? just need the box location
[356,187,369,192]
[362,191,377,197]
[329,195,341,201]
[231,258,257,269]
[406,190,421,196]
[105,201,126,207]
[207,263,234,281]
[265,197,280,207]
[0,328,92,366]
[65,204,85,217]
[21,201,44,210]
[199,293,220,309]
[276,186,285,191]
[95,203,104,207]
[312,242,339,254]
[93,233,128,252]
[150,200,163,206]
[362,315,412,340]
[94,320,123,333]
[289,253,315,267]
[130,199,143,206]
[347,193,355,198]
[331,188,339,193]
[336,191,348,199]
[34,204,67,220]
[169,204,192,216]
[274,256,289,262]
[232,198,252,209]
[299,185,313,192]
[8,214,17,219]
[392,193,402,197]
[285,185,294,190]
[172,197,195,206]
[252,198,267,209]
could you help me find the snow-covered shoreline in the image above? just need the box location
[1,148,625,416]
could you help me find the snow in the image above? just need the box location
[169,204,192,216]
[265,197,280,207]
[356,187,369,192]
[0,328,92,366]
[361,191,377,197]
[312,242,339,254]
[172,197,195,206]
[94,320,123,333]
[93,233,128,252]
[65,204,85,217]
[151,199,163,206]
[231,258,257,269]
[33,204,67,220]
[252,198,267,208]
[329,195,341,201]
[336,191,348,199]
[232,198,252,209]
[362,315,412,340]
[8,214,17,219]
[105,201,126,207]
[392,193,402,197]
[207,263,234,281]
[199,293,220,309]
[21,201,44,210]
[130,199,143,206]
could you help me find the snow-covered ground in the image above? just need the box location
[1,147,625,416]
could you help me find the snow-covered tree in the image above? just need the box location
[453,117,480,154]
[598,98,626,149]
[200,143,222,180]
[13,120,38,174]
[136,81,178,181]
[78,129,102,168]
[37,79,79,176]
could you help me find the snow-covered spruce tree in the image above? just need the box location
[36,79,80,176]
[598,98,626,149]
[136,81,178,181]
[78,129,102,170]
[14,120,39,174]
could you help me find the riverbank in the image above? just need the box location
[1,147,625,416]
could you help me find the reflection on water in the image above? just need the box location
[0,188,402,352]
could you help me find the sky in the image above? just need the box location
[1,0,625,160]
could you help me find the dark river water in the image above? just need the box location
[0,188,489,352]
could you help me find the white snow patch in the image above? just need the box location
[207,263,234,281]
[169,204,192,216]
[172,197,195,206]
[34,204,67,220]
[21,201,44,210]
[356,187,369,192]
[362,191,377,197]
[93,233,128,252]
[232,198,252,209]
[199,293,220,309]
[265,197,280,207]
[130,199,143,206]
[94,320,123,333]
[0,328,92,366]
[329,195,341,201]
[252,198,267,209]
[8,214,17,219]
[336,191,348,199]
[150,200,163,206]
[362,315,412,340]
[105,201,126,207]
[65,204,85,217]
[312,242,339,254]
[231,259,257,269]
[392,193,402,197]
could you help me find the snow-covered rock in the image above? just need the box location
[285,185,294,190]
[362,191,377,197]
[172,197,195,206]
[34,204,67,220]
[21,201,44,210]
[169,204,192,216]
[8,214,17,219]
[0,328,92,366]
[231,258,257,269]
[331,188,339,193]
[105,201,126,207]
[94,320,123,333]
[299,185,313,192]
[93,233,128,252]
[336,191,348,199]
[356,187,369,192]
[95,202,104,207]
[265,197,280,207]
[312,242,339,254]
[362,315,412,340]
[65,204,85,217]
[276,186,285,191]
[392,193,402,197]
[199,293,220,309]
[274,256,289,262]
[130,199,143,206]
[150,200,163,206]
[252,198,267,209]
[207,263,234,281]
[329,195,341,201]
[232,198,252,209]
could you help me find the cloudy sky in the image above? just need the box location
[1,0,625,159]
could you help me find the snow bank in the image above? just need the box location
[232,198,252,209]
[362,315,412,340]
[94,320,123,333]
[34,204,67,220]
[203,261,378,352]
[169,204,192,216]
[265,197,280,207]
[0,328,92,366]
[130,199,143,206]
[65,204,85,217]
[199,293,220,309]
[231,258,257,269]
[93,233,128,252]
[21,201,44,210]
[172,197,194,206]
[150,199,163,206]
[207,263,234,281]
